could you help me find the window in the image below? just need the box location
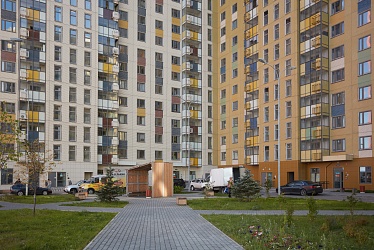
[155,134,163,144]
[84,51,91,66]
[232,85,238,94]
[332,92,345,106]
[274,104,279,120]
[285,59,292,76]
[83,147,90,162]
[221,105,226,114]
[1,61,15,73]
[155,36,163,46]
[69,146,76,161]
[84,127,90,143]
[220,27,226,37]
[119,114,127,124]
[69,68,77,83]
[232,20,238,30]
[286,122,292,138]
[0,82,16,94]
[155,4,163,14]
[137,99,145,108]
[221,120,226,130]
[69,49,77,64]
[264,49,268,62]
[69,107,76,122]
[264,146,269,161]
[55,6,62,22]
[232,150,238,160]
[359,61,371,76]
[359,35,371,51]
[232,3,237,13]
[285,38,291,56]
[285,0,291,13]
[264,10,268,25]
[137,150,145,159]
[359,136,372,150]
[137,133,145,143]
[54,26,62,42]
[274,44,279,60]
[286,80,292,97]
[172,24,180,34]
[84,32,91,48]
[221,152,226,161]
[54,46,61,61]
[263,0,268,7]
[360,167,372,184]
[264,87,269,102]
[85,14,91,29]
[274,3,279,19]
[286,101,292,117]
[359,85,371,100]
[172,40,180,49]
[119,96,127,107]
[2,0,16,12]
[155,20,163,30]
[70,10,77,25]
[69,87,76,103]
[54,86,61,101]
[137,116,145,125]
[285,18,291,34]
[358,10,370,27]
[331,22,344,37]
[54,125,61,140]
[69,126,76,142]
[359,111,372,125]
[208,29,212,41]
[172,72,180,81]
[84,89,90,104]
[85,0,91,10]
[137,82,145,92]
[274,24,279,40]
[1,40,15,52]
[221,89,226,99]
[232,68,238,78]
[53,105,61,121]
[332,45,344,60]
[286,143,292,160]
[54,65,62,81]
[232,101,238,111]
[84,70,91,85]
[155,151,163,160]
[220,0,225,5]
[221,11,226,21]
[232,36,238,46]
[84,108,90,124]
[331,0,344,15]
[332,68,345,83]
[53,145,61,161]
[71,0,77,6]
[1,168,13,185]
[264,107,269,122]
[264,127,269,141]
[1,19,15,32]
[221,42,226,52]
[171,9,180,18]
[263,30,268,45]
[332,139,345,152]
[332,115,345,129]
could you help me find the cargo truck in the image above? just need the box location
[209,167,242,192]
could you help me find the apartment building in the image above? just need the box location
[0,0,214,189]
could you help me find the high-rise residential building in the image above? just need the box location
[1,0,374,192]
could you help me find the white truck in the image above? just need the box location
[209,167,243,192]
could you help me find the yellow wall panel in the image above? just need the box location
[137,108,146,116]
[172,65,180,72]
[172,17,180,25]
[156,29,163,37]
[118,20,128,29]
[172,33,180,41]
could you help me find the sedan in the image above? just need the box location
[276,180,323,196]
[10,184,52,196]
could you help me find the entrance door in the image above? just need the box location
[261,172,266,186]
[333,168,344,189]
[233,168,240,181]
[287,172,294,183]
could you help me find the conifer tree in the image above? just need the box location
[96,166,121,202]
[231,170,261,201]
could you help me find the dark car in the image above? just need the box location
[10,184,52,196]
[173,178,186,188]
[276,180,323,196]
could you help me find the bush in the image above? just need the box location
[307,196,318,221]
[96,166,121,203]
[231,170,261,201]
[174,186,183,194]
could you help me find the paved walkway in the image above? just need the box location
[84,197,244,250]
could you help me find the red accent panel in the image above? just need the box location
[156,0,163,4]
[155,126,163,134]
[1,51,16,62]
[172,96,181,104]
[137,74,146,82]
[28,30,40,41]
[137,57,146,66]
[155,110,163,118]
[102,154,112,164]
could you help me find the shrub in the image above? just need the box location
[345,194,361,215]
[173,186,183,194]
[307,196,318,221]
[343,218,368,243]
[96,166,121,202]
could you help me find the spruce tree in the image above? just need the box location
[96,166,121,202]
[231,170,261,201]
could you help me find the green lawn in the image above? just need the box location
[0,194,77,204]
[188,197,374,210]
[204,214,374,249]
[61,201,128,208]
[0,209,115,250]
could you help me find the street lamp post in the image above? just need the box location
[258,58,296,195]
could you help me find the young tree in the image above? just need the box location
[16,139,55,216]
[0,106,21,170]
[231,170,262,201]
[96,166,121,202]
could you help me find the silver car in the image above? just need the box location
[190,179,208,191]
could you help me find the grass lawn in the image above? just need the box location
[0,209,115,250]
[61,201,128,208]
[0,194,77,204]
[188,197,374,210]
[204,214,374,249]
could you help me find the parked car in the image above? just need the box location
[64,180,89,194]
[190,179,208,191]
[173,178,186,188]
[276,180,323,196]
[10,184,52,196]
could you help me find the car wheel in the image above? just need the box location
[300,189,307,196]
[190,186,195,191]
[42,190,48,195]
[71,189,77,195]
[17,191,24,196]
[88,189,94,194]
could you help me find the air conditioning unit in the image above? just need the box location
[112,11,120,21]
[20,89,28,99]
[20,7,27,17]
[112,83,119,91]
[190,128,193,133]
[112,47,119,55]
[112,30,119,38]
[113,0,119,4]
[186,62,191,69]
[20,48,29,59]
[20,28,29,38]
[112,64,119,73]
[20,69,27,79]
[186,30,191,38]
[111,156,118,164]
[245,66,251,75]
[20,110,27,120]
